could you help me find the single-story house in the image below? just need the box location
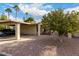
[0,20,41,40]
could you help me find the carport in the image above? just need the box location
[0,20,40,40]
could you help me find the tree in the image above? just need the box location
[5,8,12,20]
[0,14,7,30]
[0,14,7,20]
[41,9,79,36]
[24,17,35,23]
[23,12,28,21]
[41,15,49,29]
[65,11,79,34]
[41,15,50,33]
[13,5,20,20]
[25,12,28,16]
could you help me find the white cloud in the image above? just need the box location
[4,12,23,21]
[18,4,48,16]
[28,3,43,8]
[9,15,15,20]
[65,6,79,13]
[44,5,52,9]
[35,19,42,23]
[9,15,23,21]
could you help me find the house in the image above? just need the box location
[0,20,41,40]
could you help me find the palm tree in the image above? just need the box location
[13,5,20,20]
[25,12,28,17]
[5,8,12,20]
[23,12,28,21]
[23,16,25,21]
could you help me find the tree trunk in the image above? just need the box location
[15,11,17,20]
[7,12,9,20]
[8,12,10,20]
[58,35,64,43]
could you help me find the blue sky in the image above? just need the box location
[0,3,79,22]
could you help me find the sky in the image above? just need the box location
[0,3,79,22]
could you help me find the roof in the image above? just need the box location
[0,20,39,25]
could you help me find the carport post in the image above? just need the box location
[15,23,20,40]
[37,23,40,36]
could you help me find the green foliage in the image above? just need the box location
[0,15,7,20]
[24,17,35,23]
[0,25,5,30]
[25,12,28,15]
[0,15,7,30]
[41,9,79,36]
[13,5,20,11]
[5,8,12,13]
[23,12,28,21]
[5,8,12,19]
[13,5,20,20]
[41,15,50,30]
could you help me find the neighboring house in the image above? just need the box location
[0,20,41,40]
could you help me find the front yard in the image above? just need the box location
[0,35,79,56]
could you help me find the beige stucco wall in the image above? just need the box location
[20,25,37,35]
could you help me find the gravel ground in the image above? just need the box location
[0,35,79,56]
